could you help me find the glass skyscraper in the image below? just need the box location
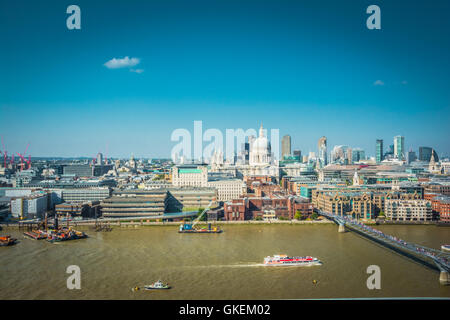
[394,135,405,160]
[376,139,383,163]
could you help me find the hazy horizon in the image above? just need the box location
[1,1,449,158]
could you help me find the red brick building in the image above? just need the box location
[423,183,450,196]
[244,176,274,187]
[430,195,450,223]
[424,192,438,201]
[224,196,313,221]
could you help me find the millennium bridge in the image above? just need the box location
[318,210,450,285]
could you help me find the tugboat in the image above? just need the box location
[263,255,322,266]
[0,235,17,246]
[143,280,171,290]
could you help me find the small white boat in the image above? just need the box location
[441,244,450,252]
[143,280,171,290]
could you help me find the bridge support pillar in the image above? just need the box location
[439,271,450,285]
[338,224,346,233]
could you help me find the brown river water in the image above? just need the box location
[1,224,449,299]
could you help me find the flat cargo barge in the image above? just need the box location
[178,229,223,233]
[178,223,222,233]
[23,228,87,242]
[24,230,47,240]
[46,227,87,243]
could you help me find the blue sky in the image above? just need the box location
[0,0,449,158]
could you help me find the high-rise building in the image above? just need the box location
[318,136,327,166]
[394,135,405,160]
[407,150,417,164]
[293,150,302,161]
[432,149,439,162]
[418,146,438,162]
[331,145,348,163]
[346,147,353,164]
[376,139,383,163]
[419,147,432,162]
[281,135,291,159]
[97,152,103,165]
[352,148,365,162]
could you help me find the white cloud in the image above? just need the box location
[130,69,144,74]
[104,56,140,69]
[373,80,384,86]
[401,80,408,85]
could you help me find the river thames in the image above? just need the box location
[1,224,449,299]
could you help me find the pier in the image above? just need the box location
[318,210,450,285]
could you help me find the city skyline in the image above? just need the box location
[1,0,450,158]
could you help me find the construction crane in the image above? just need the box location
[22,143,31,169]
[15,143,31,171]
[26,155,31,169]
[179,201,222,233]
[105,143,109,164]
[16,153,25,171]
[192,201,214,228]
[1,137,7,168]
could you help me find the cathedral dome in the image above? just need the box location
[249,123,272,166]
[252,135,269,152]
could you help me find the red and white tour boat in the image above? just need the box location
[263,254,322,266]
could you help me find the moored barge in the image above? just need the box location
[46,227,87,243]
[0,235,17,246]
[23,230,47,240]
[178,223,222,233]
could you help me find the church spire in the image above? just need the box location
[259,122,264,138]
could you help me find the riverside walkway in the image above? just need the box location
[318,210,450,285]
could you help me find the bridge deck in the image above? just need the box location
[318,210,450,273]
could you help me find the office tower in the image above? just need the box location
[376,139,383,163]
[394,135,405,160]
[346,147,353,164]
[418,147,438,162]
[352,148,365,162]
[243,142,250,164]
[293,150,302,161]
[318,136,327,166]
[419,147,432,162]
[407,150,417,164]
[97,152,103,165]
[331,145,348,163]
[281,135,291,159]
[432,149,439,162]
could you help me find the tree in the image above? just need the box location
[311,212,319,220]
[294,210,302,220]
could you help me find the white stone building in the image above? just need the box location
[172,164,208,187]
[384,199,432,221]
